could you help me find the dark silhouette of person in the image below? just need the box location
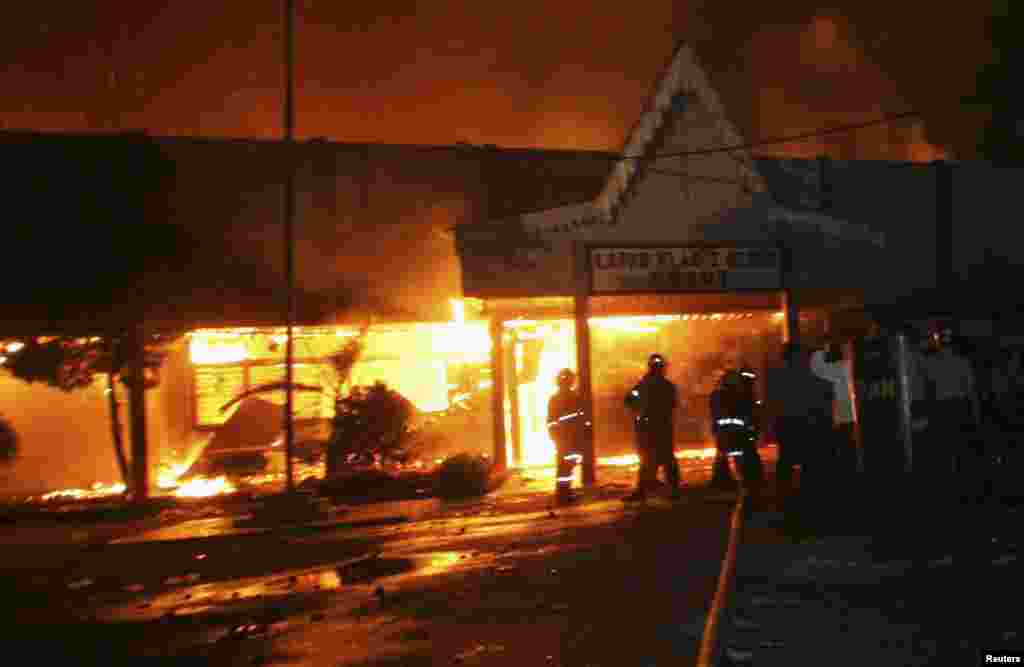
[764,343,834,519]
[711,368,764,512]
[624,354,682,502]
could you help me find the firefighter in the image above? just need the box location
[623,353,682,502]
[709,369,738,490]
[547,368,587,503]
[710,369,764,508]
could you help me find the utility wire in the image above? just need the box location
[447,109,922,164]
[618,110,923,162]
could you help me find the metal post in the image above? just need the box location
[489,316,508,472]
[895,334,914,472]
[282,0,296,494]
[575,242,596,487]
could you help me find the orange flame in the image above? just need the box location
[37,481,127,501]
[598,447,719,467]
[188,333,247,364]
[173,476,236,498]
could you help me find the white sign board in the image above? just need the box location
[588,245,781,295]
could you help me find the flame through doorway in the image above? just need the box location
[504,319,576,468]
[499,310,785,470]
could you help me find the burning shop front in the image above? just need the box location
[456,211,793,484]
[174,300,501,488]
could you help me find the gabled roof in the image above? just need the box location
[593,42,767,223]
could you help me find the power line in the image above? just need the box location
[445,110,922,165]
[621,110,923,163]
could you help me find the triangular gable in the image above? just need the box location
[593,42,767,224]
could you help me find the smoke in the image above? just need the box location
[0,1,678,150]
[681,3,976,159]
[2,1,986,158]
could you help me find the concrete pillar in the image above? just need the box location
[574,242,596,487]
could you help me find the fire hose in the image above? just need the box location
[697,491,746,667]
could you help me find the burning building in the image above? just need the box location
[0,39,1016,499]
[453,41,975,482]
[0,130,611,499]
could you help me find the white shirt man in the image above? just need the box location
[811,346,858,475]
[810,348,855,426]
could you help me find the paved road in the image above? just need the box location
[4,488,737,667]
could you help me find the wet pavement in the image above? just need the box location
[2,487,737,665]
[106,453,735,545]
[713,488,1024,667]
[11,447,1021,666]
[0,451,775,666]
[189,495,733,667]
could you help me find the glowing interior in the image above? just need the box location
[35,303,786,500]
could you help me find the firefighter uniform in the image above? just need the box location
[710,369,764,507]
[547,370,587,502]
[624,354,681,501]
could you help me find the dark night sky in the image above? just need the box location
[0,2,997,158]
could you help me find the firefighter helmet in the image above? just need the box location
[648,353,667,371]
[721,369,742,388]
[556,368,576,389]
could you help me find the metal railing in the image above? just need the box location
[697,492,746,667]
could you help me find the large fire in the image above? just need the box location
[28,304,780,504]
[32,446,725,504]
[507,312,777,469]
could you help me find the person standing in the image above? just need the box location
[623,353,682,502]
[547,368,587,504]
[710,369,738,489]
[710,368,764,510]
[919,329,982,501]
[810,342,858,485]
[764,343,835,518]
